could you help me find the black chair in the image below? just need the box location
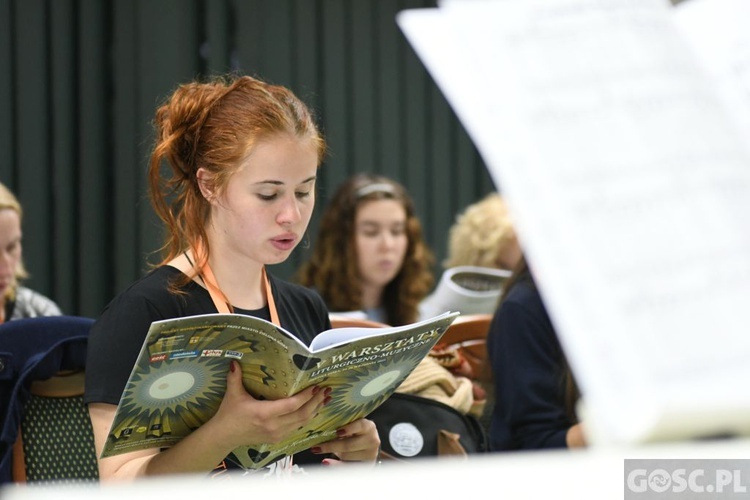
[0,316,98,484]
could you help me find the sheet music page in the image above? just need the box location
[673,0,750,141]
[398,0,750,444]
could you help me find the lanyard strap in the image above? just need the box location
[189,248,289,468]
[190,248,280,327]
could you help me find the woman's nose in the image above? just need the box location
[277,196,302,226]
[379,232,396,248]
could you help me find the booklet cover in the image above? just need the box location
[101,311,459,469]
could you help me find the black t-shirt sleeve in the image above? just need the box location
[84,268,186,405]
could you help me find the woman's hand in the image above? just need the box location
[310,418,381,465]
[206,361,329,453]
[565,422,587,448]
[91,361,330,481]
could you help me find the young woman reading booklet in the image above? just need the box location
[84,74,381,480]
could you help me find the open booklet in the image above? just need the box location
[398,0,750,446]
[100,310,459,469]
[419,265,511,320]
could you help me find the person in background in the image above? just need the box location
[84,74,380,481]
[444,192,522,272]
[487,254,586,451]
[419,192,522,321]
[296,173,434,327]
[0,182,62,323]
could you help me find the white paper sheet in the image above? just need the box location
[398,0,750,445]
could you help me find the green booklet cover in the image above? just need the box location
[100,310,459,469]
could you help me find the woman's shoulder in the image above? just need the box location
[90,266,214,343]
[269,274,326,305]
[503,277,544,308]
[98,266,200,316]
[496,278,554,333]
[110,266,180,299]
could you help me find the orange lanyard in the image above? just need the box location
[193,249,280,327]
[192,249,291,468]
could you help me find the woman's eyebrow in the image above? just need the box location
[254,176,317,187]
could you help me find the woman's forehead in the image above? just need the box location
[356,199,407,220]
[234,136,319,183]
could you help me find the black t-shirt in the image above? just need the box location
[84,265,331,469]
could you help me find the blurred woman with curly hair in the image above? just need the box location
[296,173,435,326]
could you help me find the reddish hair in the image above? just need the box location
[147,74,326,282]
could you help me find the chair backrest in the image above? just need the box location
[12,370,99,484]
[0,315,98,485]
[430,313,495,432]
[435,313,493,383]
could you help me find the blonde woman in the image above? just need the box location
[419,193,521,320]
[444,192,521,271]
[0,182,62,323]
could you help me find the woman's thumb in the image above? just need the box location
[226,360,244,390]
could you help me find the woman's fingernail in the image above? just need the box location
[321,459,331,466]
[312,386,321,395]
[311,447,322,454]
[323,396,332,405]
[324,387,332,396]
[336,429,347,437]
[229,361,236,373]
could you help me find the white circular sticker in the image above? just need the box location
[389,422,424,457]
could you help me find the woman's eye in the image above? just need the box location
[258,193,277,201]
[295,191,311,199]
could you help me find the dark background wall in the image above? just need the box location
[0,0,495,318]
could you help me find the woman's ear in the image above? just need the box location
[196,168,215,202]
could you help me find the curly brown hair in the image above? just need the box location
[296,174,435,326]
[147,74,326,285]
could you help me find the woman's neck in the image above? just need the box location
[359,282,384,311]
[207,250,265,311]
[179,238,267,311]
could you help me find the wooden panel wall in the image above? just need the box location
[0,0,495,318]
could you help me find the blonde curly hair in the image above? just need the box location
[443,193,517,270]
